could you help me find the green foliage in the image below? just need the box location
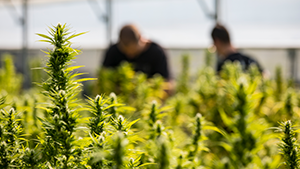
[275,66,284,101]
[0,106,24,168]
[37,23,88,168]
[278,121,300,169]
[177,54,190,94]
[2,24,300,169]
[205,48,215,67]
[96,62,167,111]
[0,54,23,94]
[157,137,170,169]
[188,113,203,158]
[30,57,47,84]
[86,95,114,136]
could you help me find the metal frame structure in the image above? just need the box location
[197,0,220,23]
[0,0,229,88]
[2,0,220,56]
[87,0,112,45]
[2,0,29,87]
[1,0,298,82]
[1,0,113,88]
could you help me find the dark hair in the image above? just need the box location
[211,24,231,44]
[119,24,140,46]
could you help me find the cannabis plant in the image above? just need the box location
[87,95,115,136]
[275,66,284,101]
[86,94,145,168]
[278,120,300,169]
[37,23,88,168]
[0,107,24,168]
[188,113,203,158]
[0,54,23,94]
[176,54,190,94]
[157,137,170,169]
[216,66,279,168]
[96,62,166,111]
[205,48,215,67]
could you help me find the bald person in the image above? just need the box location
[102,24,171,80]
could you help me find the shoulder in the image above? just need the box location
[226,53,255,63]
[102,43,123,67]
[147,42,167,57]
[226,53,245,61]
[226,52,262,71]
[105,44,123,58]
[148,42,165,52]
[106,44,119,54]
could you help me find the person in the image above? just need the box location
[211,24,263,73]
[102,24,171,80]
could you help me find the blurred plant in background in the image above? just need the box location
[1,24,300,168]
[0,54,23,95]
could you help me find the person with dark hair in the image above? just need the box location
[211,24,263,73]
[102,24,171,80]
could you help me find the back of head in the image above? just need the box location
[211,24,231,44]
[119,24,140,46]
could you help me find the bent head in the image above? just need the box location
[118,24,142,58]
[211,24,231,55]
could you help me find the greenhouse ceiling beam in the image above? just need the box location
[0,0,82,5]
[2,0,30,88]
[196,0,220,23]
[87,0,112,46]
[87,0,107,22]
[106,0,112,45]
[2,0,23,24]
[22,0,29,89]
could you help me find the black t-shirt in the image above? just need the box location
[102,42,170,79]
[217,52,263,73]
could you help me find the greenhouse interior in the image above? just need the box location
[0,0,300,168]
